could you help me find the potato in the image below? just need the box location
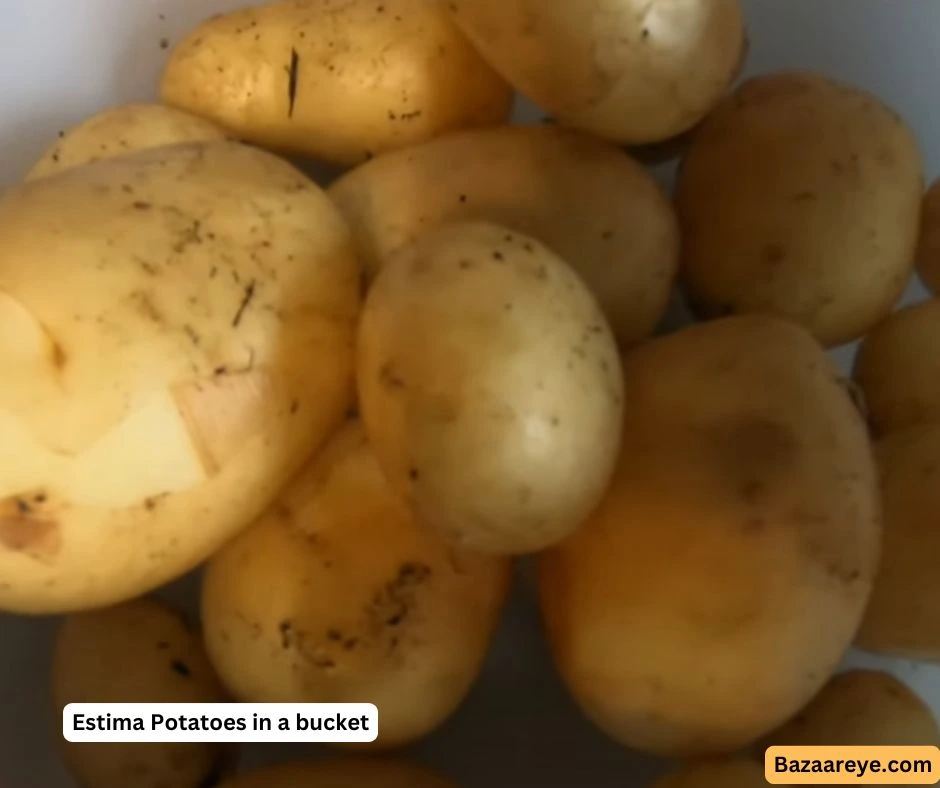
[853,299,940,436]
[202,421,511,749]
[218,759,457,788]
[0,141,359,614]
[917,179,940,294]
[445,0,745,145]
[329,124,679,348]
[25,104,228,182]
[648,759,768,788]
[161,0,513,167]
[857,425,940,660]
[539,315,880,756]
[52,598,232,788]
[676,72,923,347]
[763,670,939,747]
[358,221,624,554]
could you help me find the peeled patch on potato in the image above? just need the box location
[329,124,679,348]
[540,316,881,756]
[52,598,232,788]
[0,141,360,614]
[853,299,940,436]
[25,104,228,182]
[857,425,940,661]
[763,670,939,747]
[357,220,624,554]
[445,0,745,145]
[218,759,458,788]
[648,759,768,788]
[202,421,511,749]
[161,0,513,166]
[677,71,923,347]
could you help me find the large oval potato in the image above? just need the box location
[445,0,745,145]
[857,425,940,660]
[648,759,768,788]
[161,0,513,167]
[52,598,232,788]
[202,421,511,749]
[763,670,939,747]
[358,221,624,554]
[0,141,360,614]
[853,299,940,436]
[329,124,679,347]
[540,316,881,756]
[917,179,940,295]
[26,104,228,182]
[218,759,457,788]
[676,72,923,347]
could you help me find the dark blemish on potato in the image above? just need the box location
[601,229,614,241]
[171,660,191,678]
[327,629,343,642]
[364,150,374,160]
[183,325,201,346]
[279,620,293,649]
[400,110,423,121]
[209,266,218,280]
[121,183,134,194]
[535,265,548,280]
[133,201,152,210]
[762,243,787,265]
[388,110,398,121]
[291,400,300,415]
[50,341,67,371]
[173,219,203,254]
[145,497,158,511]
[344,638,358,651]
[492,251,504,262]
[213,366,228,377]
[232,279,258,328]
[458,259,474,270]
[410,467,420,481]
[641,27,650,40]
[831,159,846,176]
[388,636,400,653]
[550,416,560,427]
[387,612,404,627]
[379,362,406,390]
[160,38,170,50]
[377,4,386,11]
[51,151,61,163]
[34,493,47,504]
[286,48,300,119]
[458,193,468,203]
[504,303,513,311]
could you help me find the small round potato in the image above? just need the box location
[918,179,940,295]
[540,316,880,756]
[202,421,511,749]
[161,0,513,166]
[445,0,745,145]
[357,221,624,554]
[52,598,231,788]
[329,124,679,348]
[853,299,940,436]
[218,759,457,788]
[763,670,939,747]
[857,425,940,660]
[25,104,228,181]
[676,72,923,347]
[648,759,768,788]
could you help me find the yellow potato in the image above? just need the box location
[857,425,940,660]
[25,104,228,182]
[329,124,679,348]
[917,179,940,294]
[648,759,768,788]
[161,0,513,167]
[218,758,457,788]
[676,72,923,347]
[445,0,745,145]
[0,141,359,614]
[52,598,232,788]
[202,421,511,749]
[853,299,940,436]
[540,316,880,756]
[764,670,939,747]
[358,221,624,554]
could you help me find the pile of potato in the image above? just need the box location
[2,0,940,785]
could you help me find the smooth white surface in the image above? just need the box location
[0,1,937,786]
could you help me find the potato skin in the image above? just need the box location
[446,0,745,145]
[329,124,679,348]
[25,104,228,181]
[853,299,940,436]
[677,72,923,347]
[918,179,940,295]
[0,141,359,614]
[202,421,511,749]
[857,426,940,660]
[218,759,457,788]
[648,759,768,788]
[52,598,231,788]
[358,221,624,554]
[161,0,512,166]
[763,670,939,747]
[540,316,880,756]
